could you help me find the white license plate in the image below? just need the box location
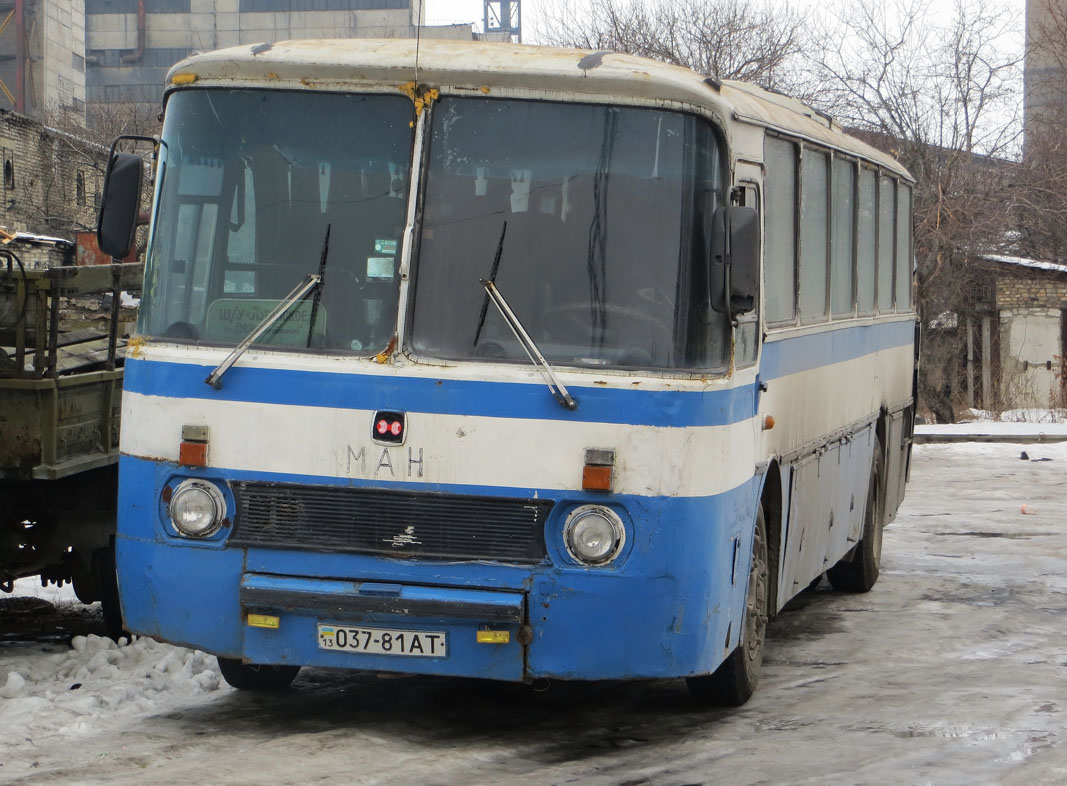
[317,624,447,658]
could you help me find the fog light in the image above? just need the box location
[169,479,226,537]
[563,505,625,565]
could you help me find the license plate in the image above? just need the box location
[317,624,447,658]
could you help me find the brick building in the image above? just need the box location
[987,255,1067,409]
[0,107,105,240]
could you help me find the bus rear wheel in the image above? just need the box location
[827,440,884,593]
[217,657,301,690]
[687,503,769,706]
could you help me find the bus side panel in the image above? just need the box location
[778,426,874,606]
[883,408,910,525]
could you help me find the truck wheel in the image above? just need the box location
[828,440,884,593]
[217,657,300,690]
[687,504,769,706]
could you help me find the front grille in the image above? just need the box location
[230,481,551,563]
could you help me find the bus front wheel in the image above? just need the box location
[827,440,884,593]
[217,657,301,690]
[686,503,769,706]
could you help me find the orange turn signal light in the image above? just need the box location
[179,441,208,467]
[582,464,613,492]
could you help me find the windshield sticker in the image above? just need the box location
[367,256,395,280]
[374,238,398,255]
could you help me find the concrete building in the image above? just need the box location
[1024,0,1067,149]
[83,0,478,115]
[0,0,87,122]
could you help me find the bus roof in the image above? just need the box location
[166,39,910,179]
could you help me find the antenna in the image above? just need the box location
[483,0,521,43]
[414,0,424,86]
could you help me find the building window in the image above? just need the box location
[4,158,14,190]
[76,172,86,206]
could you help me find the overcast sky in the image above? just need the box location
[424,0,1025,49]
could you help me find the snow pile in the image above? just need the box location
[0,634,222,736]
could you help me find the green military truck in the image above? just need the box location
[0,248,141,635]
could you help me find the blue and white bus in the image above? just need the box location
[97,39,916,704]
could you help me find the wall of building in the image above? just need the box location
[84,0,452,111]
[0,108,104,239]
[0,0,86,122]
[1025,0,1067,151]
[996,275,1067,409]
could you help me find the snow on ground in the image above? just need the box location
[1,578,225,772]
[917,408,1067,436]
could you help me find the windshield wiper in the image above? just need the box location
[205,273,321,389]
[480,277,577,411]
[206,225,331,389]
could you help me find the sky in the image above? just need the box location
[424,0,1026,51]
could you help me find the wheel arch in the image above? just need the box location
[758,459,783,617]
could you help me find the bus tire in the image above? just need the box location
[686,503,769,706]
[827,440,884,593]
[95,543,127,641]
[217,657,300,690]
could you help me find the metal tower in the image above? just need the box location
[483,0,521,42]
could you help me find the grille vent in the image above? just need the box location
[230,481,551,563]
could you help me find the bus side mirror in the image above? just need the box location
[710,205,759,316]
[97,151,144,259]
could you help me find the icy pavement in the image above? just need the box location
[2,442,1067,785]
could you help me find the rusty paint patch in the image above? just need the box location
[127,335,149,358]
[375,335,397,364]
[399,81,417,101]
[480,85,490,94]
[414,88,440,117]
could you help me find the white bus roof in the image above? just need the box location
[167,39,910,179]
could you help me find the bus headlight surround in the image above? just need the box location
[563,505,626,565]
[168,479,227,538]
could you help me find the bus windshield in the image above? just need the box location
[411,97,729,370]
[138,89,413,353]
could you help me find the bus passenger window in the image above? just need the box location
[877,175,895,311]
[763,137,796,323]
[856,167,877,313]
[799,148,828,321]
[896,183,913,310]
[831,157,855,316]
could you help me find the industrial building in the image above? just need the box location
[0,0,489,122]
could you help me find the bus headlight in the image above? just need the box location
[563,505,625,565]
[169,479,226,538]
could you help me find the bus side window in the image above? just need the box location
[763,137,797,323]
[736,183,759,367]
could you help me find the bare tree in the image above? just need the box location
[535,0,814,95]
[807,0,1023,418]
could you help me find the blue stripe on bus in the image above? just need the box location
[760,319,914,381]
[124,357,758,427]
[124,319,913,427]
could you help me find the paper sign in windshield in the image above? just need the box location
[205,298,327,347]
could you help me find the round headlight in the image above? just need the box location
[169,479,226,538]
[563,505,625,565]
